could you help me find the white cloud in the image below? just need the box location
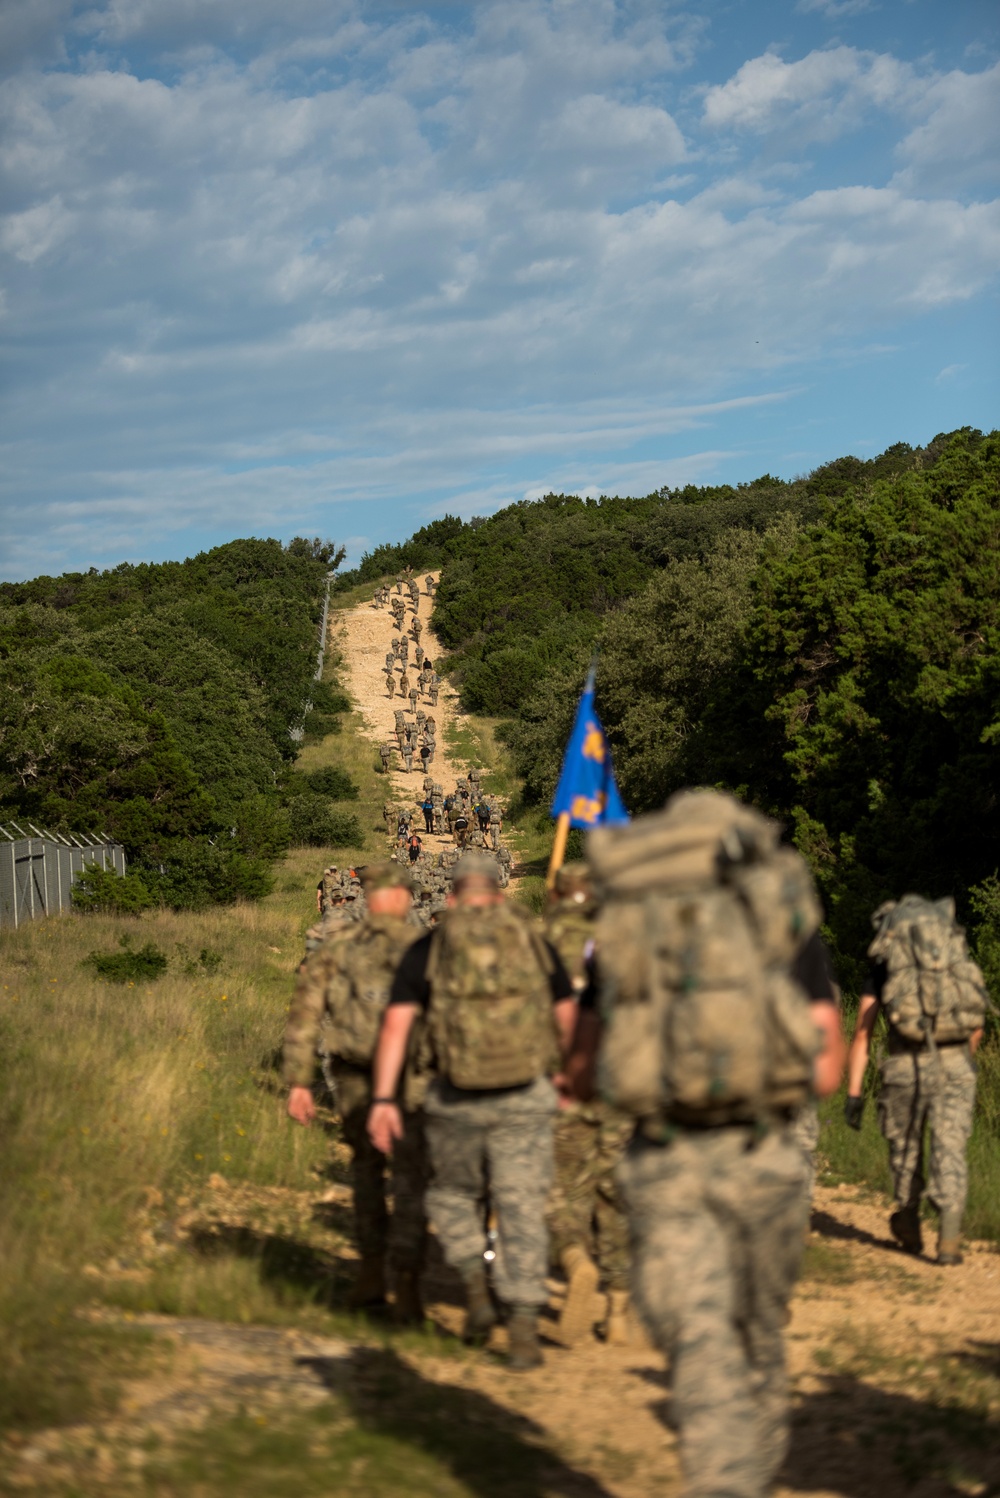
[796,0,874,19]
[894,60,1000,191]
[703,45,915,141]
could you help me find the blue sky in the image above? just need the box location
[1,0,997,581]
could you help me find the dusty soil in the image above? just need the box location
[5,1180,998,1496]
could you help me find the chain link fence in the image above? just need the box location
[0,823,126,932]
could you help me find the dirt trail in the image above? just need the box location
[6,1182,998,1496]
[333,571,480,859]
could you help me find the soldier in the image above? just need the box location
[544,864,633,1346]
[411,615,423,642]
[369,852,576,1368]
[284,865,427,1320]
[385,669,396,699]
[489,801,503,851]
[496,844,512,888]
[420,792,436,835]
[414,644,425,670]
[385,651,396,671]
[409,686,419,714]
[317,865,340,914]
[844,895,987,1264]
[401,738,413,773]
[453,808,470,849]
[432,787,445,835]
[428,675,440,708]
[444,793,457,837]
[382,802,397,838]
[469,822,485,849]
[379,741,394,774]
[425,573,434,594]
[572,790,845,1498]
[396,806,412,844]
[399,672,410,700]
[415,710,427,734]
[423,739,435,768]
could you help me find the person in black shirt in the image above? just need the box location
[369,853,576,1370]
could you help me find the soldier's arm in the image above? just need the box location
[846,991,880,1097]
[282,951,337,1126]
[812,1001,846,1098]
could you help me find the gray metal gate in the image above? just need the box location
[0,823,126,931]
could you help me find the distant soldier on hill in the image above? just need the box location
[425,574,434,594]
[380,741,394,773]
[427,676,439,708]
[385,669,396,699]
[489,802,503,850]
[399,671,410,698]
[408,686,419,713]
[414,644,425,670]
[401,739,414,773]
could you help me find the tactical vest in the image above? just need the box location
[591,791,822,1127]
[425,903,559,1089]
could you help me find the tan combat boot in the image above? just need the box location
[557,1244,599,1345]
[507,1307,543,1371]
[348,1255,387,1311]
[937,1209,964,1266]
[604,1290,654,1350]
[392,1268,425,1325]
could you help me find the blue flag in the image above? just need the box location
[551,667,630,829]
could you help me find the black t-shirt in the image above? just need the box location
[389,930,574,1011]
[578,929,838,1011]
[866,959,887,1002]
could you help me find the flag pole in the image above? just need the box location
[546,811,571,892]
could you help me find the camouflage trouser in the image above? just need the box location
[547,1102,632,1290]
[878,1043,977,1219]
[424,1076,558,1308]
[618,1125,809,1498]
[790,1100,820,1204]
[331,1063,427,1272]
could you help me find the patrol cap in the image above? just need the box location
[554,861,593,897]
[358,862,415,893]
[453,852,501,886]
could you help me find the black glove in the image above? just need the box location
[844,1095,865,1131]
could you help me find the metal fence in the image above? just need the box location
[0,823,127,932]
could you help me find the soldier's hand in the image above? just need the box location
[368,1101,404,1154]
[287,1086,317,1127]
[844,1094,865,1131]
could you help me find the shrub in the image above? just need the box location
[72,864,155,915]
[137,843,275,910]
[84,936,168,984]
[303,765,359,800]
[284,794,362,848]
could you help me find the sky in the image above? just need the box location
[0,0,997,581]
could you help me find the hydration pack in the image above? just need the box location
[425,902,558,1089]
[590,790,822,1127]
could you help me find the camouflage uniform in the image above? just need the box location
[385,671,396,699]
[425,1076,558,1307]
[544,880,631,1291]
[380,741,394,773]
[419,891,564,1311]
[619,1125,809,1498]
[878,1044,977,1224]
[282,908,427,1276]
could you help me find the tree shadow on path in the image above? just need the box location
[304,1343,615,1498]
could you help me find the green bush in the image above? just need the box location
[72,864,155,915]
[284,794,362,848]
[138,843,275,910]
[302,765,359,800]
[84,936,169,984]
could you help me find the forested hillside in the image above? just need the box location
[0,536,357,908]
[342,428,1000,983]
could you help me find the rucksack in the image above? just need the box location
[868,895,989,1045]
[425,902,559,1089]
[590,789,822,1126]
[320,916,419,1066]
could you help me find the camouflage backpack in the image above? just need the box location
[425,902,559,1089]
[590,789,822,1127]
[868,895,989,1045]
[322,915,419,1066]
